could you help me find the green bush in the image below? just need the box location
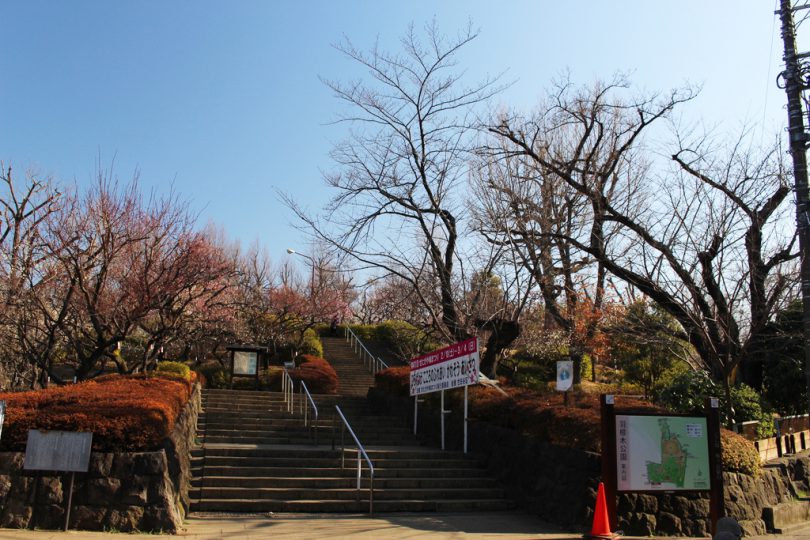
[347,321,437,362]
[656,369,717,413]
[156,361,191,380]
[731,384,774,439]
[580,354,593,381]
[376,320,438,359]
[656,370,774,438]
[299,328,324,357]
[196,363,229,389]
[347,324,376,341]
[651,361,691,397]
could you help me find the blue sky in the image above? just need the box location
[0,1,794,271]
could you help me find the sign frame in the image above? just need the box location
[24,430,93,473]
[614,412,711,493]
[601,395,724,535]
[408,338,480,454]
[23,429,94,532]
[226,344,267,387]
[408,337,480,396]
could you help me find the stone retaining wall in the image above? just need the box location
[368,388,809,536]
[0,383,201,533]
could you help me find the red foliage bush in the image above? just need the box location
[373,366,756,472]
[0,373,196,452]
[374,366,661,453]
[374,366,411,396]
[292,355,338,394]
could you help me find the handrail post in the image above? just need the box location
[341,424,346,468]
[369,472,374,515]
[356,452,361,501]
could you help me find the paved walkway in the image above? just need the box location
[0,512,578,540]
[0,512,807,539]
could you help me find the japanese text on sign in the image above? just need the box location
[409,338,480,396]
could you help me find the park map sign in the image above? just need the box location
[616,415,711,492]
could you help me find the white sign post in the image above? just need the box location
[0,400,5,441]
[409,338,479,452]
[556,360,573,406]
[556,360,573,391]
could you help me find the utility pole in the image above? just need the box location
[778,0,810,418]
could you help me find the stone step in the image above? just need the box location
[201,433,415,445]
[192,446,472,460]
[193,475,498,489]
[195,456,478,469]
[191,466,490,478]
[201,404,378,416]
[763,500,810,533]
[194,374,512,515]
[190,498,514,513]
[194,485,506,501]
[202,414,404,424]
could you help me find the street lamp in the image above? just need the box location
[286,248,316,317]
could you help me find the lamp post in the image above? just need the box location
[286,248,316,319]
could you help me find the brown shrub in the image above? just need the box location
[373,365,759,474]
[0,373,195,452]
[721,429,761,475]
[292,355,338,394]
[374,366,411,396]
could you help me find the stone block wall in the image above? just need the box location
[0,382,200,533]
[368,388,808,536]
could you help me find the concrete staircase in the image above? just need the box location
[190,338,513,514]
[321,336,376,396]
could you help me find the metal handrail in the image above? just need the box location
[281,368,294,413]
[299,380,319,445]
[332,405,374,515]
[345,326,389,374]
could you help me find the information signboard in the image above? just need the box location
[615,415,711,492]
[409,338,479,396]
[233,350,258,376]
[24,430,93,473]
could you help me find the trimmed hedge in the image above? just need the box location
[0,373,196,452]
[300,328,324,358]
[292,354,338,394]
[348,321,438,361]
[373,366,761,474]
[156,360,192,380]
[375,366,411,396]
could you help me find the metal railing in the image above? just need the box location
[345,326,389,374]
[332,405,374,515]
[281,368,295,413]
[299,380,319,445]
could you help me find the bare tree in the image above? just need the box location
[0,165,68,388]
[488,78,797,416]
[284,22,504,348]
[472,146,604,382]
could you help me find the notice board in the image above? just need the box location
[24,430,93,472]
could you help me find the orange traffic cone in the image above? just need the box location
[584,482,619,539]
